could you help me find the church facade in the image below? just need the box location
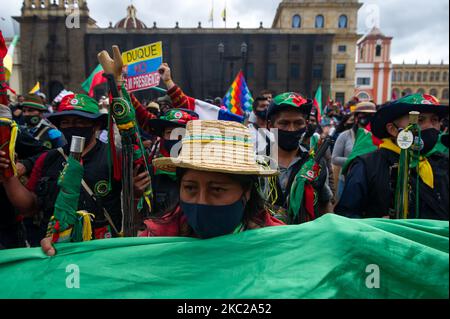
[15,0,361,103]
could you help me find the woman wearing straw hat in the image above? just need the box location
[139,120,285,239]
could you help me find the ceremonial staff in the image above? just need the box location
[395,111,421,219]
[98,46,153,237]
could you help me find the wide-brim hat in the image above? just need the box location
[153,120,279,176]
[351,101,377,114]
[148,109,199,137]
[21,94,48,112]
[371,94,448,139]
[46,93,108,129]
[267,92,313,120]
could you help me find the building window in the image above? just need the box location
[335,92,345,104]
[336,64,346,79]
[291,44,300,52]
[290,63,300,79]
[423,72,428,82]
[409,72,415,81]
[376,45,382,57]
[292,15,301,28]
[247,63,255,79]
[430,88,438,97]
[312,64,323,79]
[338,45,347,52]
[357,92,370,101]
[417,72,422,82]
[315,15,325,28]
[316,44,324,53]
[268,63,277,80]
[443,72,448,82]
[404,72,409,82]
[417,88,425,95]
[443,89,449,100]
[357,77,371,85]
[397,72,403,82]
[360,47,364,60]
[435,72,440,81]
[392,71,396,81]
[338,15,348,29]
[430,72,435,82]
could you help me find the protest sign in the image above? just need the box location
[122,41,163,92]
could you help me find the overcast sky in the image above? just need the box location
[0,0,448,64]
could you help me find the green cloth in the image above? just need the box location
[288,157,315,220]
[54,156,84,227]
[0,214,447,299]
[427,133,449,157]
[342,128,378,176]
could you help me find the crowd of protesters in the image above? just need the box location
[0,56,448,254]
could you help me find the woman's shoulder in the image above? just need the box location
[247,209,286,230]
[140,207,192,237]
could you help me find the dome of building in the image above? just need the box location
[115,5,147,29]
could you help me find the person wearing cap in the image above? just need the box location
[331,101,377,200]
[146,101,160,117]
[266,92,333,224]
[140,120,285,239]
[335,94,449,220]
[145,108,199,218]
[0,93,151,250]
[157,95,173,115]
[20,94,65,150]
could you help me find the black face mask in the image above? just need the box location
[357,116,372,127]
[277,128,306,151]
[420,128,440,155]
[305,124,318,138]
[61,127,95,153]
[254,110,268,120]
[23,115,41,127]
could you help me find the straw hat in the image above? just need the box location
[351,101,377,114]
[153,120,279,176]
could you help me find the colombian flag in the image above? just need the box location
[222,71,253,116]
[29,82,41,94]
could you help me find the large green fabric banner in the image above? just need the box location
[0,214,448,299]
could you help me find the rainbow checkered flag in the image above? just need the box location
[223,71,254,116]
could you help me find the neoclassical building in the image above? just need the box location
[14,0,361,103]
[392,63,449,104]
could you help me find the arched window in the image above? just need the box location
[338,15,348,28]
[417,72,422,82]
[442,89,449,100]
[435,72,440,81]
[417,88,425,95]
[375,45,382,57]
[357,92,370,101]
[315,15,325,28]
[292,15,301,28]
[404,72,409,82]
[430,88,438,97]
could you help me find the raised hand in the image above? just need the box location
[97,45,124,84]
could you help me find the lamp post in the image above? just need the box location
[218,42,248,95]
